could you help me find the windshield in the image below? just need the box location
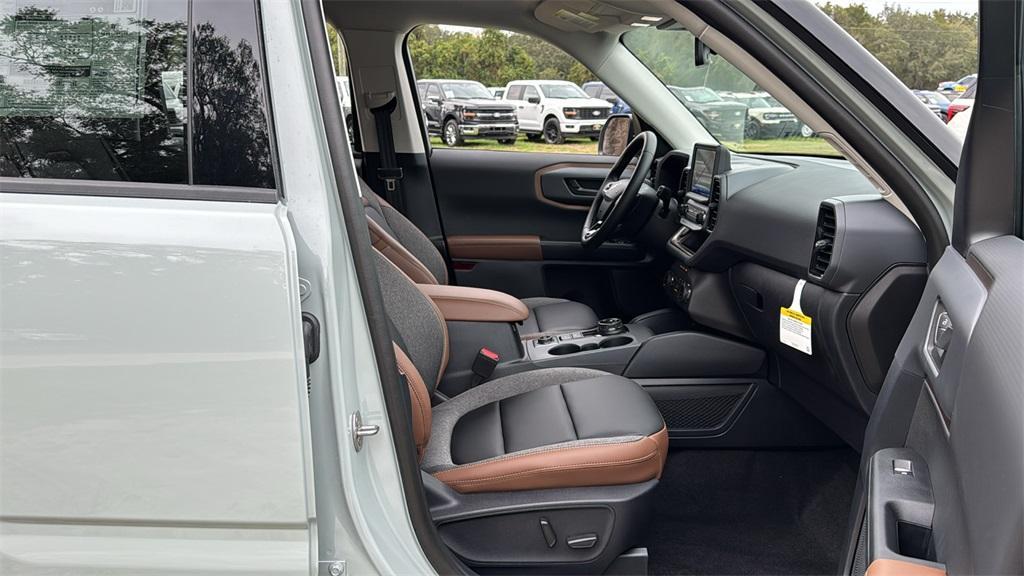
[623,27,840,157]
[540,83,589,99]
[441,82,493,99]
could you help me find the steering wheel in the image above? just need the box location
[581,131,658,249]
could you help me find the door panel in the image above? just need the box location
[431,149,610,241]
[0,194,311,575]
[854,240,1023,575]
[428,148,667,320]
[847,2,1023,573]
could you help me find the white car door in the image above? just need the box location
[0,2,313,574]
[519,85,544,131]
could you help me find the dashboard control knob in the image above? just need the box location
[597,318,626,336]
[537,335,555,345]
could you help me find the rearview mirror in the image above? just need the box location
[695,37,715,67]
[597,114,633,156]
[527,96,541,104]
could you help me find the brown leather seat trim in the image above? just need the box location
[448,235,542,261]
[865,559,946,576]
[434,426,668,494]
[367,218,438,285]
[394,344,431,460]
[417,284,529,323]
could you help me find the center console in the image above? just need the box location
[526,320,652,369]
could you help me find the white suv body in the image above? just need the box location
[503,80,613,143]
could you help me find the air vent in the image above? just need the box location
[706,177,722,231]
[809,202,837,277]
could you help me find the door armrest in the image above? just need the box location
[417,284,529,323]
[866,559,945,576]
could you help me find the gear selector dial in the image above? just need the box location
[597,318,626,336]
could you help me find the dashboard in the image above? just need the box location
[644,144,928,443]
[651,145,924,293]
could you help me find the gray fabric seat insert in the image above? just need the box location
[360,179,598,333]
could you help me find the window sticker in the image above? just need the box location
[0,0,148,119]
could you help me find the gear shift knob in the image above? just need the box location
[597,318,625,336]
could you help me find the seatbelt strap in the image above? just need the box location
[369,96,405,211]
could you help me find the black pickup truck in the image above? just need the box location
[417,80,519,146]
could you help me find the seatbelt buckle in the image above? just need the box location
[470,347,500,386]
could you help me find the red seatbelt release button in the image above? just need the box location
[471,347,500,386]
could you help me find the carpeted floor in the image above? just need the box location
[648,449,859,576]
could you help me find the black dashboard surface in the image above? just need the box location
[658,153,925,294]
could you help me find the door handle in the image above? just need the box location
[924,301,953,372]
[566,178,602,197]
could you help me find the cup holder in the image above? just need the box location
[599,336,634,348]
[580,343,599,352]
[548,343,581,356]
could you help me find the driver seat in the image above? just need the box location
[361,181,599,336]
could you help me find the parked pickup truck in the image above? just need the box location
[503,79,613,144]
[417,79,518,146]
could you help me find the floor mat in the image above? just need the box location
[648,449,859,576]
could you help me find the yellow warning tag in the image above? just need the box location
[780,280,812,355]
[780,307,812,324]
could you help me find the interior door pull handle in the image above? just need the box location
[567,179,600,196]
[933,311,953,350]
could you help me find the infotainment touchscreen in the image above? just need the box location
[690,145,718,197]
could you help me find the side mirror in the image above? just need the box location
[597,114,634,156]
[527,96,541,105]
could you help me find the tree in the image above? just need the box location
[407,25,535,86]
[819,3,978,89]
[326,24,347,74]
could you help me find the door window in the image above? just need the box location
[0,0,277,188]
[326,23,358,153]
[191,0,276,189]
[426,84,441,101]
[1,1,190,182]
[407,24,604,154]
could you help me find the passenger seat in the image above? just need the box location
[375,247,667,491]
[361,183,599,336]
